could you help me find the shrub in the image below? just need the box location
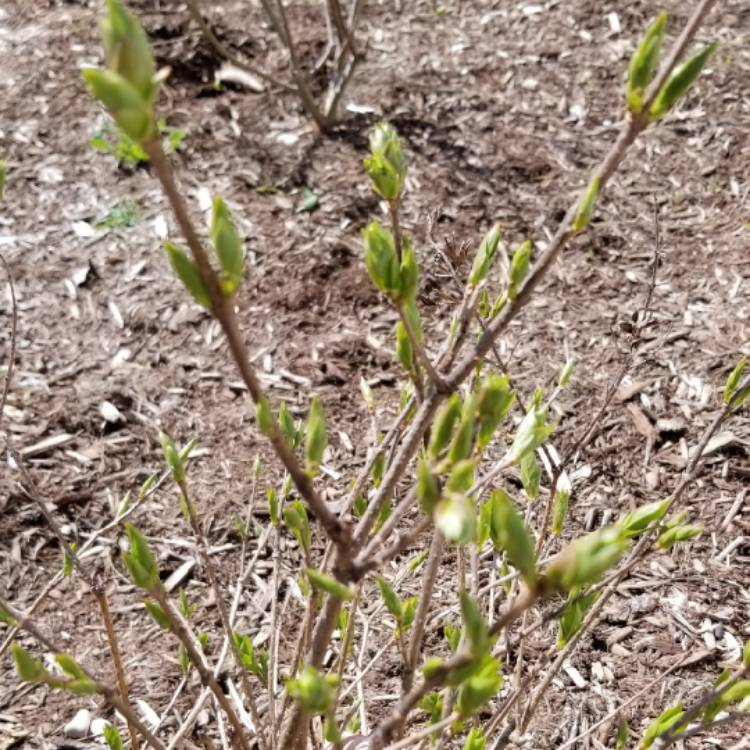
[2,1,748,750]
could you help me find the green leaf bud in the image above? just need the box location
[82,68,153,142]
[417,458,440,515]
[650,42,718,119]
[122,522,160,592]
[12,644,47,682]
[283,500,311,554]
[305,395,327,475]
[724,355,747,405]
[428,393,462,460]
[359,377,375,411]
[627,13,667,112]
[460,590,488,655]
[505,405,554,466]
[463,728,487,750]
[287,665,338,715]
[435,492,476,545]
[267,487,279,526]
[546,526,628,591]
[615,719,628,750]
[447,399,476,465]
[572,176,600,232]
[396,321,413,372]
[305,568,352,600]
[100,0,157,101]
[446,459,476,494]
[363,221,401,294]
[507,240,532,299]
[364,122,406,200]
[476,374,515,450]
[558,358,575,387]
[159,432,185,482]
[376,575,403,621]
[210,196,244,296]
[468,223,501,285]
[520,450,541,501]
[164,241,211,309]
[557,588,600,649]
[255,395,275,436]
[399,235,419,300]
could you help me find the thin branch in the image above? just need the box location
[177,479,268,750]
[142,139,352,562]
[0,253,17,434]
[185,0,298,94]
[0,597,168,750]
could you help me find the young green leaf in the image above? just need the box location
[463,728,487,750]
[295,186,320,214]
[618,499,669,538]
[627,12,667,112]
[486,490,536,586]
[505,404,553,466]
[724,355,747,404]
[559,358,575,387]
[557,588,600,648]
[615,718,629,750]
[100,0,157,102]
[305,568,352,601]
[103,724,123,750]
[82,68,153,142]
[468,223,501,285]
[640,704,685,748]
[456,655,503,717]
[359,377,375,411]
[62,542,77,578]
[163,242,211,309]
[444,623,461,653]
[552,488,570,536]
[446,459,476,494]
[656,523,703,549]
[398,596,418,638]
[650,43,718,119]
[144,600,171,630]
[267,487,280,526]
[305,395,327,475]
[376,575,403,622]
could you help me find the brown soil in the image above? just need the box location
[1,0,749,748]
